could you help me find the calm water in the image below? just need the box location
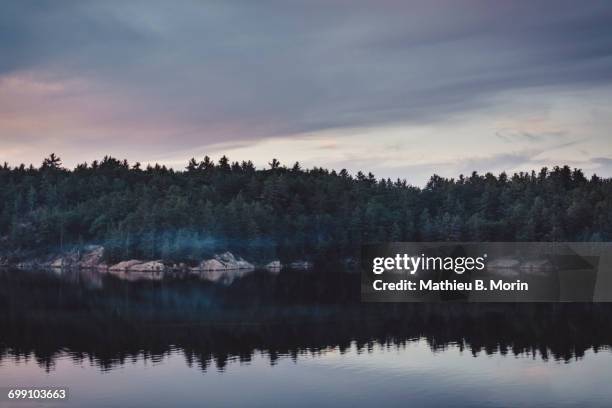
[1,268,612,407]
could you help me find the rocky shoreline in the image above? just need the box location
[0,245,313,273]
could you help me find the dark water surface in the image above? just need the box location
[1,268,612,407]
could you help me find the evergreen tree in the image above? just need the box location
[0,154,610,263]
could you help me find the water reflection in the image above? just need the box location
[1,267,611,376]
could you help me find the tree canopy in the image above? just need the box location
[1,154,610,263]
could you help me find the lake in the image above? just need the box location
[1,268,612,407]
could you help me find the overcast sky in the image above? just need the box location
[1,0,612,183]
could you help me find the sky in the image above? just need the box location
[1,0,612,184]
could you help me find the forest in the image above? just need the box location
[1,154,611,264]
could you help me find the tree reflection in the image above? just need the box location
[1,268,611,372]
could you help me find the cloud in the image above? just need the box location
[0,1,611,177]
[591,157,612,176]
[495,129,569,143]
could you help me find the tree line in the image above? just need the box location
[1,154,610,263]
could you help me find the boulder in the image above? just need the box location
[79,245,105,268]
[265,260,282,271]
[50,257,65,268]
[191,252,255,271]
[197,259,227,271]
[109,260,143,271]
[41,246,104,269]
[48,252,79,268]
[215,252,254,270]
[129,260,165,272]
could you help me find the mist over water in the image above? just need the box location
[1,268,612,407]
